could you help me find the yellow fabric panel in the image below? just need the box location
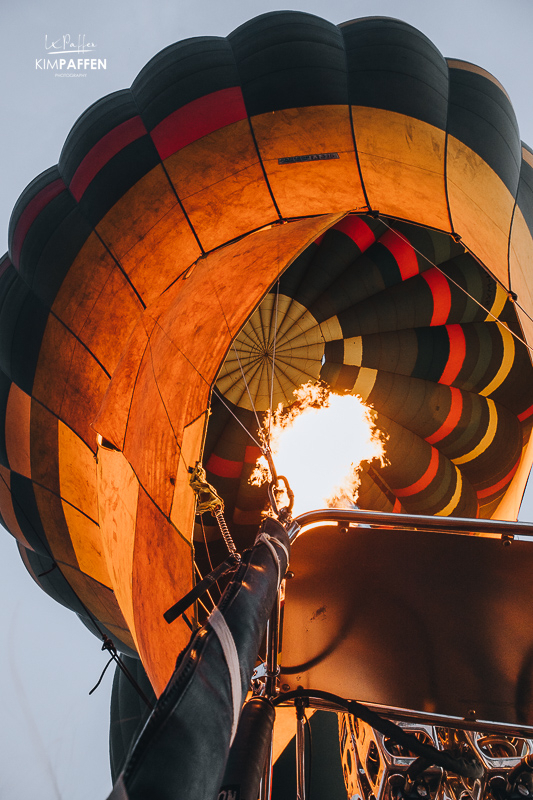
[435,465,462,516]
[58,421,98,519]
[352,107,450,231]
[479,328,515,397]
[0,465,32,549]
[352,367,378,403]
[251,105,367,218]
[170,412,208,543]
[5,384,31,478]
[453,399,497,465]
[61,502,111,588]
[117,203,203,306]
[446,135,515,288]
[97,446,140,652]
[96,164,183,260]
[133,488,194,695]
[495,434,533,521]
[59,562,130,635]
[509,205,533,354]
[165,120,278,252]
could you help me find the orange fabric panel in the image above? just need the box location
[59,562,130,633]
[93,316,157,450]
[122,340,181,517]
[251,105,367,218]
[446,136,515,289]
[113,204,202,307]
[165,119,278,252]
[37,334,108,454]
[353,107,450,231]
[132,487,193,695]
[0,465,32,548]
[57,421,98,520]
[52,232,144,375]
[32,314,76,420]
[170,412,208,541]
[33,316,109,448]
[33,483,78,566]
[5,384,31,478]
[97,446,141,652]
[96,164,185,260]
[29,400,60,494]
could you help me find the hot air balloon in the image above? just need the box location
[3,11,533,799]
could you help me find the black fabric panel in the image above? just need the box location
[7,167,64,253]
[0,267,48,394]
[447,66,521,195]
[0,369,11,468]
[341,17,448,130]
[75,136,160,226]
[132,37,240,129]
[20,545,83,611]
[413,327,451,382]
[10,473,50,555]
[110,656,155,783]
[59,90,140,183]
[17,191,92,306]
[515,146,533,242]
[229,11,347,116]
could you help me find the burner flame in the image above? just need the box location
[251,383,387,517]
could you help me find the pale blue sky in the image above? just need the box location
[1,1,533,797]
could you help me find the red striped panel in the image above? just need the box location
[438,325,466,386]
[380,229,419,280]
[518,403,533,422]
[11,178,66,263]
[395,447,439,498]
[477,457,520,499]
[244,446,262,465]
[334,216,376,252]
[426,387,463,445]
[422,268,452,326]
[69,116,148,201]
[150,87,248,161]
[206,453,243,479]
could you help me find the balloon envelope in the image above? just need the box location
[1,12,533,696]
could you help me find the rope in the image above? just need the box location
[269,280,281,440]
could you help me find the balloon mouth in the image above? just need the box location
[200,212,533,551]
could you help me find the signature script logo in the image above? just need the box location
[45,34,96,55]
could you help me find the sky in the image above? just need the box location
[1,0,533,798]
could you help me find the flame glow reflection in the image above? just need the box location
[251,383,387,517]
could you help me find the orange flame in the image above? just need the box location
[251,383,387,516]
